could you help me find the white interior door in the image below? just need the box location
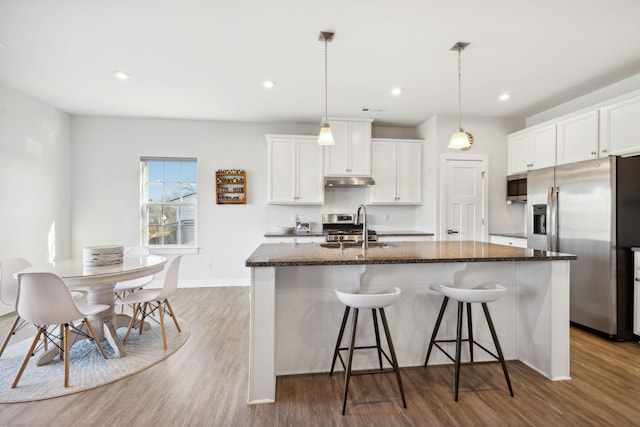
[443,157,486,241]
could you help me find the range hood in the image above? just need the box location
[324,176,375,187]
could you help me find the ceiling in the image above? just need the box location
[1,0,640,127]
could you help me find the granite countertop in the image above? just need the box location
[245,240,576,267]
[264,231,325,237]
[490,232,527,239]
[376,230,434,237]
[264,230,434,238]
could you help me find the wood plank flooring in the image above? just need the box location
[1,287,640,426]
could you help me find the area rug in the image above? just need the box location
[0,318,189,403]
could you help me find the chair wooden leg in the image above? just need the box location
[64,323,70,388]
[123,303,139,346]
[12,327,44,388]
[83,318,108,359]
[342,308,359,415]
[379,307,407,409]
[0,315,21,358]
[330,306,350,376]
[164,299,181,332]
[425,297,449,366]
[158,301,168,350]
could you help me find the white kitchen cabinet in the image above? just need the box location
[266,135,324,205]
[634,251,640,336]
[489,235,527,248]
[556,110,599,165]
[368,138,422,205]
[323,118,373,177]
[600,94,640,157]
[507,124,556,174]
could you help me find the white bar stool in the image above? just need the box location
[424,283,514,401]
[329,287,407,415]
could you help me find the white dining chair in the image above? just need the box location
[114,246,154,313]
[120,255,183,350]
[0,258,83,358]
[0,258,32,358]
[11,272,110,388]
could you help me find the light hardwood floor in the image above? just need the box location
[2,287,640,426]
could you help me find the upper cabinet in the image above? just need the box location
[507,124,556,174]
[266,135,324,205]
[369,139,422,205]
[556,110,599,165]
[599,94,640,157]
[323,118,373,176]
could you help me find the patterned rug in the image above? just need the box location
[0,318,189,403]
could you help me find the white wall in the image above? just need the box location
[0,83,72,264]
[415,114,525,238]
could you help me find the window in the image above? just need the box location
[140,158,197,247]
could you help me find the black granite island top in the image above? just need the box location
[245,240,576,267]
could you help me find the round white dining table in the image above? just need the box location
[17,255,166,361]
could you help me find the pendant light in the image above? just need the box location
[318,31,335,145]
[448,42,474,150]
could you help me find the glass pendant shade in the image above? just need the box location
[318,123,334,145]
[448,130,473,150]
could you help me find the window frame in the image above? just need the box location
[140,157,199,254]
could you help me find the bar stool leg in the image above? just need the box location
[342,308,359,415]
[379,307,407,408]
[424,296,449,366]
[466,303,474,362]
[330,306,350,376]
[371,309,383,370]
[481,303,514,397]
[454,301,464,401]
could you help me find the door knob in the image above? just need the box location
[447,229,459,234]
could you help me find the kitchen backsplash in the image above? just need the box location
[267,187,418,232]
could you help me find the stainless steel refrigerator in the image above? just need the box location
[527,156,640,340]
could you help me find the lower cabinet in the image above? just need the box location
[489,235,527,248]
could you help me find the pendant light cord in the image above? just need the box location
[457,47,462,131]
[324,37,328,123]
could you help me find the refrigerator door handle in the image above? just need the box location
[547,186,558,252]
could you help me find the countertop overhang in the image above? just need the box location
[245,240,576,267]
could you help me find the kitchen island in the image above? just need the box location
[245,240,576,404]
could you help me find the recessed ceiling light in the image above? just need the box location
[113,70,130,80]
[498,93,511,101]
[263,80,276,89]
[391,87,403,96]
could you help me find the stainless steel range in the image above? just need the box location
[322,213,378,243]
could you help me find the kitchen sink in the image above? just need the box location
[320,242,397,249]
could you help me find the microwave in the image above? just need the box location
[506,173,527,202]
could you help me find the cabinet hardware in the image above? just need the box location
[447,229,459,234]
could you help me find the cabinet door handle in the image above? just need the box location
[591,151,597,155]
[601,149,608,153]
[447,229,459,235]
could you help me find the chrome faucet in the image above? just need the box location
[354,204,368,249]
